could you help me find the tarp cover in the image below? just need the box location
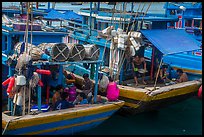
[140,29,201,55]
[63,11,82,22]
[43,9,66,20]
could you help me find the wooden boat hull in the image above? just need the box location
[2,101,124,135]
[118,80,201,114]
[74,74,202,115]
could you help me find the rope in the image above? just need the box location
[125,2,135,34]
[2,116,24,135]
[122,3,127,31]
[139,2,152,30]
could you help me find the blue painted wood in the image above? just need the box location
[94,62,99,103]
[7,109,117,135]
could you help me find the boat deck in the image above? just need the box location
[121,78,167,89]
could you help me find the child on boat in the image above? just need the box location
[78,92,88,105]
[106,76,120,101]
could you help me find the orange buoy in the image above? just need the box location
[2,77,12,86]
[198,85,202,99]
[36,69,51,75]
[7,77,15,93]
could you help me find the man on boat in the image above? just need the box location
[82,73,93,103]
[53,91,74,110]
[132,55,147,86]
[176,69,188,83]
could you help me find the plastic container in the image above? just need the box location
[31,104,50,112]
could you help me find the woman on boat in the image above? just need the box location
[132,55,147,86]
[106,76,120,101]
[158,64,171,83]
[176,69,188,83]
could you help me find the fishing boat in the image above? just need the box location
[60,2,202,114]
[2,59,124,135]
[61,2,202,79]
[2,3,124,134]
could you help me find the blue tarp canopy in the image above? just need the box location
[140,29,201,55]
[63,11,82,22]
[43,9,66,20]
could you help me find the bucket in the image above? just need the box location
[31,104,50,112]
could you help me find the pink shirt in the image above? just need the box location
[106,82,119,101]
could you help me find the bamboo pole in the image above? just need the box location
[22,86,26,116]
[28,86,31,114]
[12,93,18,116]
[153,57,163,90]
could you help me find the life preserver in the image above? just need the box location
[198,85,202,99]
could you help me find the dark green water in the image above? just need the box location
[79,97,202,135]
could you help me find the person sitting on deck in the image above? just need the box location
[176,69,188,83]
[132,55,147,86]
[157,64,171,84]
[78,92,88,105]
[63,70,76,85]
[82,73,93,103]
[52,85,64,110]
[106,76,120,101]
[53,92,74,110]
[98,73,109,96]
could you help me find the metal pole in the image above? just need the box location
[150,47,155,80]
[90,64,95,80]
[89,2,93,35]
[48,2,50,10]
[93,62,99,103]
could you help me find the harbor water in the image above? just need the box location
[2,2,202,135]
[78,97,202,135]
